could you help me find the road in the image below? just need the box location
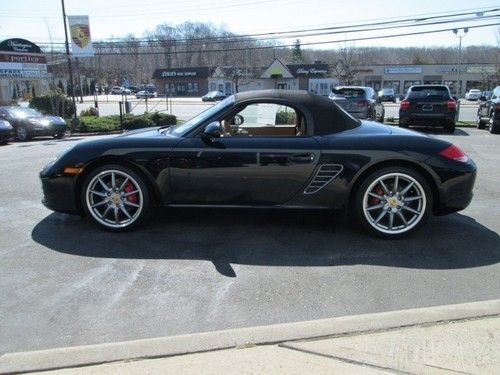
[76,95,481,122]
[0,127,498,355]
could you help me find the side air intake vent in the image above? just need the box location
[304,164,343,194]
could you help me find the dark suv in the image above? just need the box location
[399,85,456,133]
[329,86,385,122]
[477,86,500,134]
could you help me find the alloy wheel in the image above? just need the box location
[85,169,144,229]
[362,172,427,235]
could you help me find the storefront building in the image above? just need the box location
[153,59,338,97]
[0,38,49,105]
[152,67,211,97]
[353,64,497,96]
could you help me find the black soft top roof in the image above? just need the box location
[233,90,359,135]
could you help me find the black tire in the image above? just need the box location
[15,125,32,141]
[81,164,151,232]
[398,118,409,128]
[476,111,486,130]
[489,112,500,134]
[378,110,385,123]
[53,133,64,139]
[445,121,456,133]
[354,166,433,239]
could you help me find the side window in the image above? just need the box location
[221,103,307,137]
[492,88,499,100]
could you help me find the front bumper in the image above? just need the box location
[31,123,67,136]
[40,172,79,214]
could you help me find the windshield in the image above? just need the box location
[169,95,235,136]
[408,86,450,99]
[9,107,42,118]
[331,88,365,98]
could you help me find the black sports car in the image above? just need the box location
[0,106,67,141]
[40,90,476,238]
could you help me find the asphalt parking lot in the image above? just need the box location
[0,126,499,355]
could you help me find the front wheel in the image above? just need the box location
[82,164,151,231]
[354,167,432,238]
[476,112,486,130]
[16,125,32,141]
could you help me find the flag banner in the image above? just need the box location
[67,15,94,57]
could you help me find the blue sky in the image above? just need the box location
[0,0,499,48]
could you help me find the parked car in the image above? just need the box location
[465,89,482,101]
[40,90,476,238]
[0,119,14,144]
[377,88,397,103]
[399,85,457,133]
[136,90,157,99]
[128,86,139,94]
[202,91,227,102]
[476,85,500,134]
[480,91,493,101]
[0,107,67,141]
[110,86,131,95]
[329,86,384,122]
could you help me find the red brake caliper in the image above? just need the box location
[369,185,385,206]
[124,182,138,204]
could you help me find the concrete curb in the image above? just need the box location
[1,299,499,374]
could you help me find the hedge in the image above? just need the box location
[77,112,177,133]
[29,90,74,118]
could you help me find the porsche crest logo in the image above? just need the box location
[70,24,91,48]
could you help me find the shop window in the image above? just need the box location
[403,80,421,95]
[383,81,401,94]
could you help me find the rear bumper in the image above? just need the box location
[0,128,14,142]
[399,110,455,125]
[426,157,477,215]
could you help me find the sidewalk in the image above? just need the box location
[1,300,499,374]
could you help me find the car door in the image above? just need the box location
[169,103,320,206]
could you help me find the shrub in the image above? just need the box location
[276,110,296,124]
[122,115,155,130]
[80,107,98,116]
[149,112,177,126]
[29,90,74,118]
[78,115,121,133]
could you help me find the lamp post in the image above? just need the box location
[452,28,468,97]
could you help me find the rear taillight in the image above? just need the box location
[446,100,457,110]
[400,100,410,110]
[439,144,469,163]
[357,100,369,107]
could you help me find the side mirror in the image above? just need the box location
[203,121,222,138]
[479,96,486,101]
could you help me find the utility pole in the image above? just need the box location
[453,28,468,97]
[61,0,78,130]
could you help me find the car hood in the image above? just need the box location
[117,126,176,139]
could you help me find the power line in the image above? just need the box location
[23,9,500,47]
[85,22,500,56]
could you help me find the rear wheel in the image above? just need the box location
[489,112,500,134]
[354,167,432,238]
[82,164,151,231]
[445,121,456,133]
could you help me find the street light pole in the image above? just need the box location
[60,0,78,130]
[453,28,468,97]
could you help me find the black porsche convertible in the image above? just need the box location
[40,90,476,238]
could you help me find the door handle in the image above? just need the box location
[289,153,314,163]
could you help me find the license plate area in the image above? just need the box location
[422,104,433,111]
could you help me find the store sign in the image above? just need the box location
[295,68,328,75]
[0,38,42,54]
[384,67,422,74]
[0,38,47,78]
[161,71,197,77]
[466,66,496,74]
[67,15,94,57]
[436,66,465,73]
